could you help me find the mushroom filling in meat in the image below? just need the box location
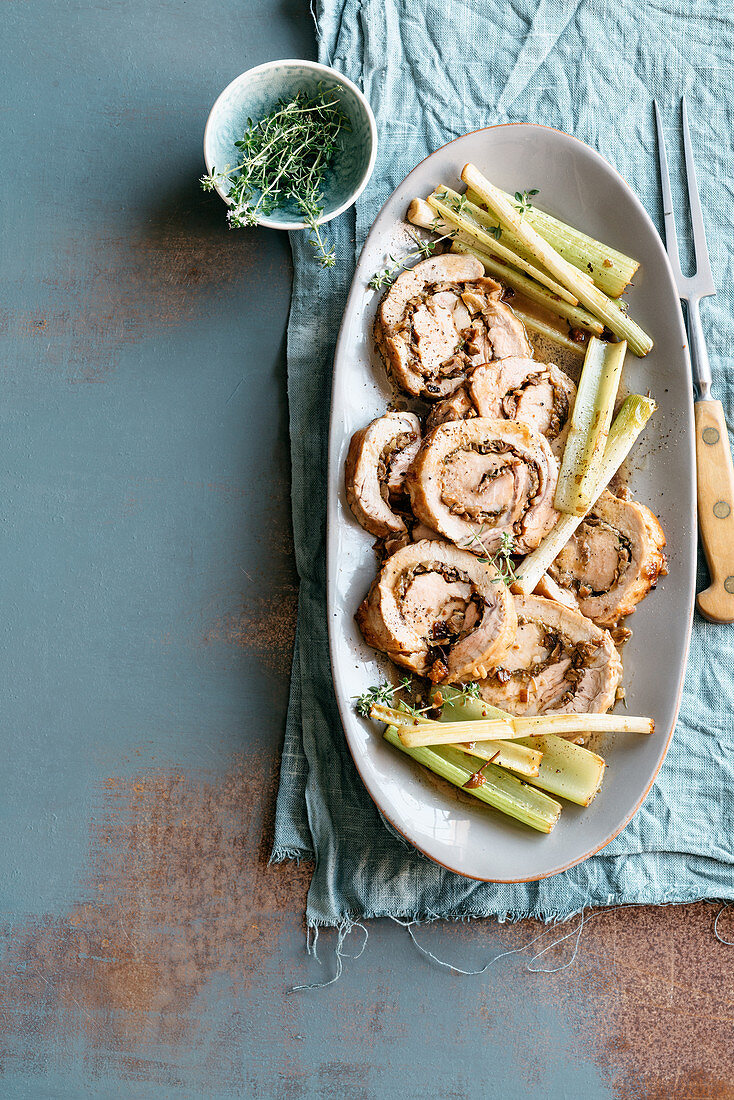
[474,595,621,715]
[378,431,419,507]
[500,372,570,442]
[376,255,532,400]
[551,518,633,598]
[543,491,667,628]
[490,617,604,710]
[398,282,496,395]
[442,442,541,527]
[398,563,485,654]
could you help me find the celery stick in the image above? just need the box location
[466,739,542,777]
[515,735,606,806]
[383,726,561,832]
[405,199,602,334]
[555,337,627,516]
[434,685,507,722]
[434,188,543,268]
[464,186,639,299]
[371,703,516,740]
[386,708,652,747]
[374,694,541,775]
[513,394,656,595]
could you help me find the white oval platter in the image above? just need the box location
[327,124,696,882]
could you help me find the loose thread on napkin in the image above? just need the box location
[288,900,734,990]
[396,908,597,976]
[288,920,370,993]
[714,902,734,946]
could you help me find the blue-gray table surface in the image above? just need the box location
[1,2,733,1098]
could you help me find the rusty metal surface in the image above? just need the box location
[1,1,733,1097]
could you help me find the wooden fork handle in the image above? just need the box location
[695,400,734,623]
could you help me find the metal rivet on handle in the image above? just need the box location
[702,427,720,445]
[713,500,731,519]
[725,577,734,595]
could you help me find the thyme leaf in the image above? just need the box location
[514,189,540,216]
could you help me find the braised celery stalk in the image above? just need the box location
[435,686,508,722]
[464,739,542,778]
[554,337,627,516]
[383,726,561,832]
[463,186,639,299]
[429,189,543,270]
[450,241,604,335]
[385,726,563,833]
[461,164,653,356]
[513,714,653,736]
[436,688,608,806]
[427,189,579,304]
[405,200,603,335]
[513,735,606,805]
[372,702,541,776]
[377,706,652,747]
[370,704,515,741]
[510,307,587,356]
[465,736,605,803]
[513,394,657,595]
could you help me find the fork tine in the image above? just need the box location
[653,100,684,290]
[681,96,716,294]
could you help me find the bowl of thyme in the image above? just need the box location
[203,59,377,267]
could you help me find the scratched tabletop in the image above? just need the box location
[1,3,733,1098]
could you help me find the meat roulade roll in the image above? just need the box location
[374,254,532,400]
[468,357,577,457]
[407,418,559,555]
[356,539,517,683]
[345,411,421,539]
[476,595,622,716]
[548,490,667,626]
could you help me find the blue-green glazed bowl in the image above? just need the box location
[203,59,377,230]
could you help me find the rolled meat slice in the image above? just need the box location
[548,490,667,626]
[345,411,421,538]
[407,418,559,555]
[469,357,577,457]
[476,595,622,716]
[356,539,517,683]
[374,254,532,400]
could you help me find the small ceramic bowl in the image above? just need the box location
[203,59,378,231]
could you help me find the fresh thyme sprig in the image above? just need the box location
[514,189,539,216]
[465,528,522,586]
[457,681,481,700]
[488,223,503,240]
[430,681,481,709]
[367,229,456,290]
[201,86,349,268]
[355,676,413,718]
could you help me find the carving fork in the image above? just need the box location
[654,98,734,622]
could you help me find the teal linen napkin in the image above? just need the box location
[272,0,734,930]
